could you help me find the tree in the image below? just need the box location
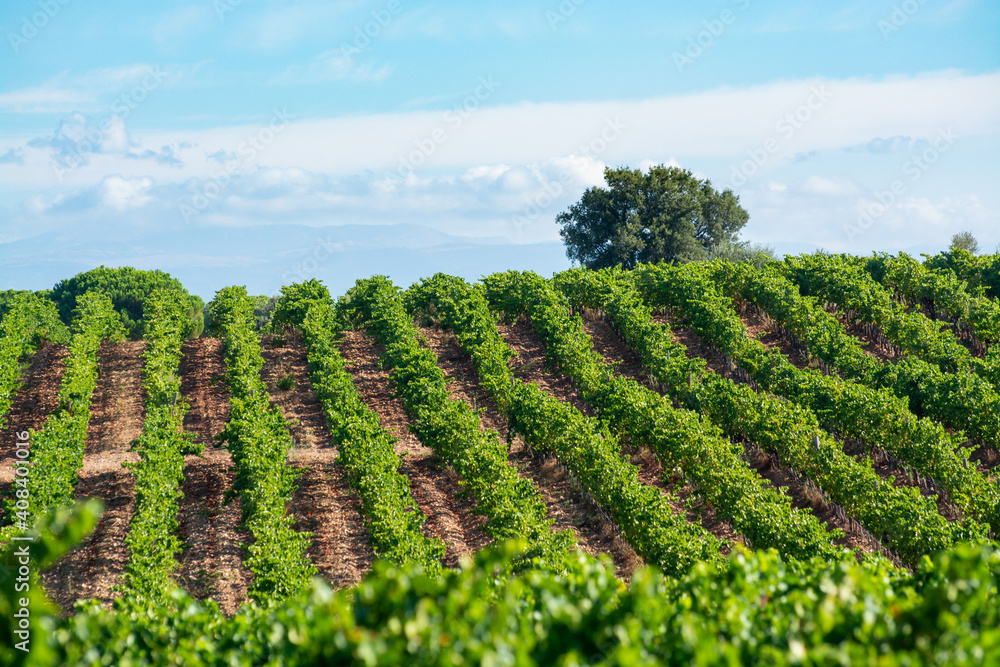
[950,231,980,255]
[49,266,204,340]
[556,164,749,269]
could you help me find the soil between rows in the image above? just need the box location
[418,324,643,579]
[176,337,249,615]
[0,341,68,498]
[734,306,967,521]
[495,317,741,557]
[260,331,373,588]
[336,328,492,568]
[12,301,978,609]
[41,340,145,612]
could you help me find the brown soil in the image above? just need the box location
[496,317,739,554]
[971,445,1000,473]
[836,313,900,364]
[42,341,146,612]
[736,306,813,371]
[260,331,373,588]
[337,329,492,568]
[0,342,68,500]
[176,337,249,615]
[418,325,643,578]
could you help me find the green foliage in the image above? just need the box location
[0,293,70,428]
[118,289,202,608]
[540,268,841,560]
[212,286,316,602]
[49,266,203,340]
[276,281,447,572]
[922,248,1000,300]
[2,292,124,533]
[713,260,1000,533]
[276,373,296,391]
[864,251,1000,345]
[11,529,997,666]
[271,278,332,330]
[783,253,1000,396]
[1,499,103,667]
[344,276,575,572]
[205,292,278,335]
[633,262,989,560]
[556,164,749,269]
[785,254,968,372]
[703,238,778,266]
[407,273,727,577]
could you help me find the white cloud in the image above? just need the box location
[798,175,861,197]
[4,70,996,190]
[276,49,393,84]
[0,65,169,114]
[98,175,154,211]
[2,70,998,255]
[0,84,92,114]
[113,69,993,181]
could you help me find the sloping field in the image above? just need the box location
[1,255,998,665]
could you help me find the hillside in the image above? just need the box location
[1,254,998,665]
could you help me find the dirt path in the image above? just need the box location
[337,329,492,569]
[260,331,373,588]
[419,325,643,578]
[42,340,146,611]
[176,337,249,615]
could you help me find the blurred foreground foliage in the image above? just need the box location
[1,499,997,666]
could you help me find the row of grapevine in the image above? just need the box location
[343,276,574,569]
[118,290,203,607]
[211,286,315,602]
[782,254,1000,392]
[272,281,447,574]
[637,262,994,537]
[482,270,840,561]
[707,261,1000,533]
[0,293,69,427]
[922,248,1000,300]
[555,266,978,563]
[1,293,124,537]
[863,252,1000,346]
[718,260,1000,447]
[406,273,728,577]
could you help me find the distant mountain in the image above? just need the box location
[0,222,569,299]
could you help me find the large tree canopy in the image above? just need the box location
[556,164,749,269]
[50,266,204,340]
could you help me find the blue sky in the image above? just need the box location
[1,0,998,299]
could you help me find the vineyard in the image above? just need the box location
[1,252,998,665]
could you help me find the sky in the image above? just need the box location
[1,0,998,299]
